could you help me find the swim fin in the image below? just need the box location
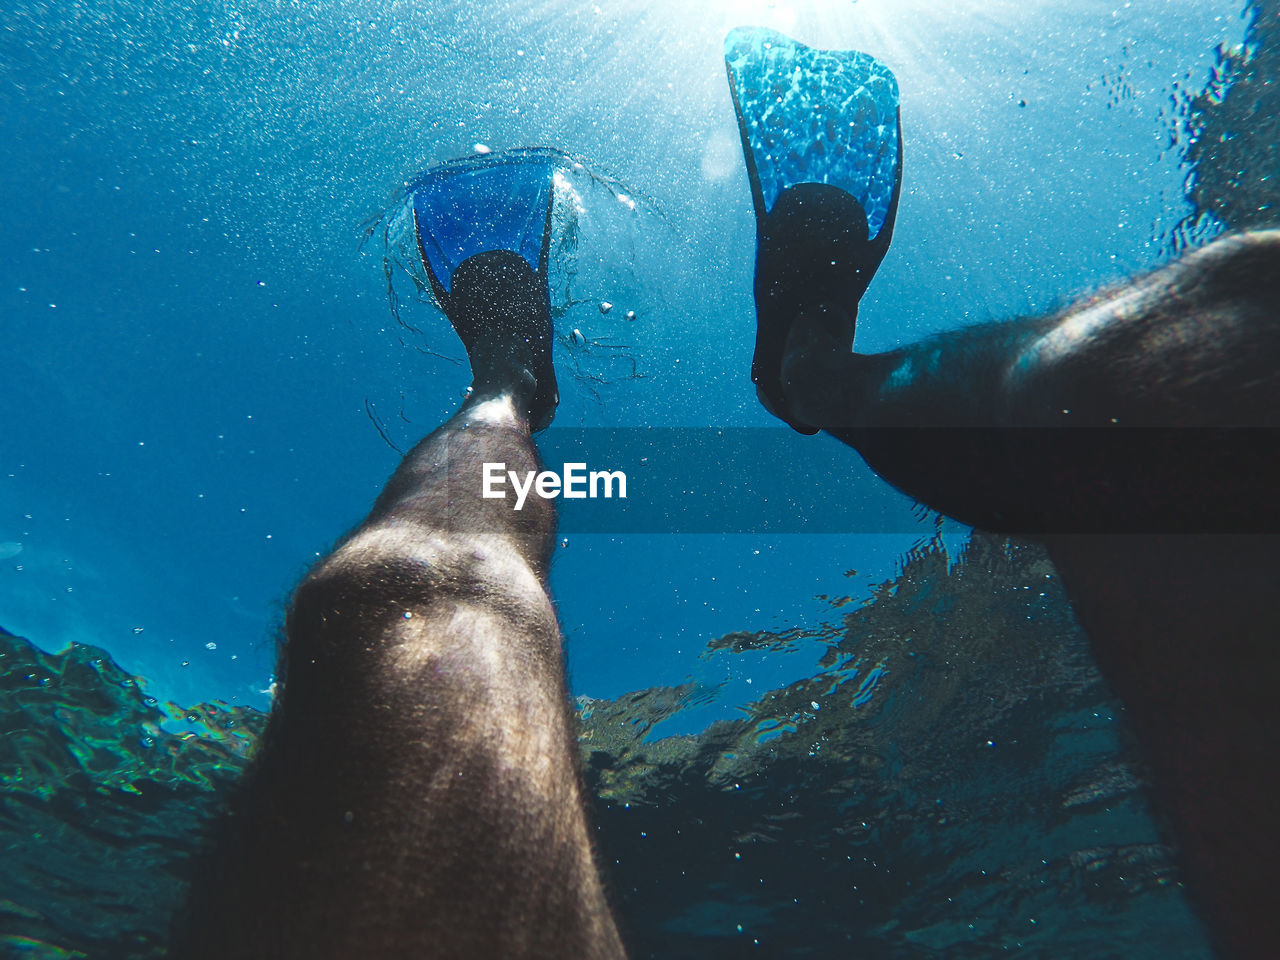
[725,26,903,434]
[408,150,560,430]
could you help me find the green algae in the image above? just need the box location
[0,627,263,959]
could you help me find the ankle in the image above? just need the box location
[467,362,542,427]
[461,390,528,431]
[780,305,857,427]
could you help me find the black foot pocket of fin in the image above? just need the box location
[753,183,880,435]
[447,250,559,432]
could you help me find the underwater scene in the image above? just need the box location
[2,0,1278,957]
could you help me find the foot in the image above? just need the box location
[752,183,883,434]
[777,301,859,428]
[444,250,559,432]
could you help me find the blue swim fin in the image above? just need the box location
[408,150,558,300]
[407,150,561,429]
[725,26,901,238]
[725,27,903,433]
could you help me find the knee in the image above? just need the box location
[299,527,454,610]
[1181,229,1280,305]
[1190,227,1280,262]
[288,526,549,646]
[279,527,560,711]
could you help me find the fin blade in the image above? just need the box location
[409,153,559,295]
[725,26,901,239]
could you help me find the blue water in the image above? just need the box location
[0,0,1248,718]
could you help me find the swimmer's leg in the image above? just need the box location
[172,253,623,959]
[1043,532,1278,960]
[777,230,1280,530]
[772,229,1280,959]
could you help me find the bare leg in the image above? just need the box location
[173,254,624,959]
[782,230,1280,432]
[778,230,1280,531]
[757,226,1280,958]
[1041,531,1277,960]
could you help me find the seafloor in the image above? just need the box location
[0,533,1212,959]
